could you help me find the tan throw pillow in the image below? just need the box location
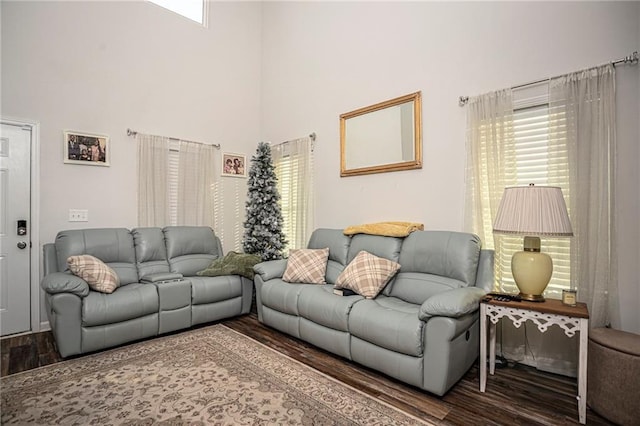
[283,248,330,284]
[67,255,120,294]
[335,251,400,299]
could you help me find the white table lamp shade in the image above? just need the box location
[493,185,573,236]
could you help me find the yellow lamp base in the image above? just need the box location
[511,247,553,302]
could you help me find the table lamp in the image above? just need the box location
[492,184,573,302]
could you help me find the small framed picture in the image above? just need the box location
[64,130,110,166]
[221,152,247,178]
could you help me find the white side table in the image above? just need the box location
[479,298,589,424]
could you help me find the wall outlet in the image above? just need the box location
[69,209,88,222]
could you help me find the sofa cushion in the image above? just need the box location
[335,251,401,299]
[82,283,159,327]
[397,231,481,286]
[385,272,466,305]
[163,226,222,276]
[346,234,402,265]
[55,228,138,285]
[283,248,330,284]
[190,276,243,305]
[348,295,424,357]
[307,229,351,284]
[67,255,120,294]
[132,227,171,277]
[386,231,481,302]
[260,279,312,316]
[298,285,363,332]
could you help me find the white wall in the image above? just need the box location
[1,0,263,325]
[1,0,262,250]
[260,2,640,332]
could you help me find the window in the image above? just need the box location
[167,141,180,225]
[275,154,295,249]
[148,0,206,26]
[467,89,571,299]
[496,99,571,298]
[137,135,215,228]
[272,139,314,251]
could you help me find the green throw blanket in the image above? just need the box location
[197,251,261,279]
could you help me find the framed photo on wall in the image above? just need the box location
[64,130,110,166]
[221,152,247,178]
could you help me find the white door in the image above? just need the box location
[0,123,31,336]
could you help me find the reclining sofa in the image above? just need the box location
[254,228,494,396]
[41,226,253,357]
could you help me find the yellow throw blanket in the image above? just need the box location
[343,221,424,238]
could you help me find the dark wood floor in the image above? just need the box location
[2,313,613,425]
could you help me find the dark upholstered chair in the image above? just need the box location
[587,327,640,425]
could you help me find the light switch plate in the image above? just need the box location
[69,209,88,222]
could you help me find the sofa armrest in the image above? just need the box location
[140,272,184,283]
[419,287,487,320]
[475,249,495,292]
[253,259,287,281]
[41,272,90,297]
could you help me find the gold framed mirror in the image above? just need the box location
[340,91,422,177]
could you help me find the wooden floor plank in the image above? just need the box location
[1,314,614,425]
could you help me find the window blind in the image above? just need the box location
[495,102,571,297]
[167,140,180,225]
[275,153,298,251]
[273,138,314,251]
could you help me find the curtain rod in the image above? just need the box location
[127,128,220,149]
[270,132,317,147]
[458,51,638,107]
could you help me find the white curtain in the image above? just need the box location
[465,65,619,375]
[138,134,170,226]
[550,64,618,328]
[137,135,216,228]
[272,136,315,251]
[464,89,515,258]
[176,140,216,227]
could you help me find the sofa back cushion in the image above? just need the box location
[388,231,481,304]
[55,228,139,285]
[347,234,403,264]
[163,226,222,276]
[307,228,351,284]
[132,227,171,278]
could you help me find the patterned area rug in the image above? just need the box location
[1,324,432,425]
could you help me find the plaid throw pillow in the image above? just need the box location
[335,251,400,299]
[283,248,330,284]
[67,255,120,294]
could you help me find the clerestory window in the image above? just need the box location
[148,0,207,26]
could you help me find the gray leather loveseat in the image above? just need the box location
[41,226,253,357]
[254,228,494,396]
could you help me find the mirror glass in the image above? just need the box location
[340,92,422,177]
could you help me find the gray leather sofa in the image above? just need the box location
[254,228,494,396]
[41,226,253,357]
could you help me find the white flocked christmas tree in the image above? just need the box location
[242,142,287,261]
